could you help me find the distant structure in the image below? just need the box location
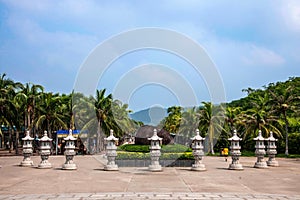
[135,125,174,145]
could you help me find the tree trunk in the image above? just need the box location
[15,130,19,155]
[210,126,215,155]
[27,111,31,132]
[96,120,101,153]
[8,127,12,153]
[284,114,289,156]
[47,119,51,138]
[24,112,27,131]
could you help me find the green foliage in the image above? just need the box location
[288,132,300,154]
[240,150,256,157]
[118,144,150,153]
[161,144,192,153]
[116,151,194,160]
[160,152,194,160]
[1,72,300,156]
[118,144,192,153]
[116,152,150,160]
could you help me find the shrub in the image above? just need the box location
[160,152,194,160]
[118,144,150,153]
[116,151,194,160]
[118,144,191,153]
[161,144,192,153]
[116,152,150,160]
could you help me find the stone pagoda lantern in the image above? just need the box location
[62,129,77,170]
[20,130,34,167]
[254,130,268,168]
[104,129,119,171]
[148,129,162,172]
[266,131,279,167]
[190,129,206,171]
[228,130,243,170]
[38,131,52,169]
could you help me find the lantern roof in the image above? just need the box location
[22,130,34,141]
[265,131,277,142]
[191,129,205,141]
[253,130,265,141]
[148,129,162,141]
[39,131,53,142]
[228,130,242,141]
[104,129,119,141]
[64,129,77,141]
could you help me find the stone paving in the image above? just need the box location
[1,192,299,200]
[0,155,300,199]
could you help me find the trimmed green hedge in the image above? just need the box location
[118,144,150,153]
[161,144,192,153]
[116,151,194,160]
[117,144,192,153]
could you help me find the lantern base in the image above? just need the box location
[254,161,268,168]
[191,164,206,171]
[38,161,52,169]
[104,164,119,171]
[20,160,34,167]
[62,163,77,170]
[148,164,162,172]
[267,160,279,167]
[228,163,244,170]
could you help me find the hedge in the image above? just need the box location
[116,151,194,160]
[117,144,192,153]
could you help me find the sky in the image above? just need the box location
[1,0,300,112]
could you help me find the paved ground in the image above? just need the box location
[0,155,300,199]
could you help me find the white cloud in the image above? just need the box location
[281,0,300,33]
[241,45,285,67]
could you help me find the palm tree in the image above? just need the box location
[15,83,44,135]
[225,106,242,132]
[0,74,22,152]
[111,100,137,137]
[199,102,225,154]
[269,84,299,155]
[60,92,75,130]
[35,92,67,138]
[241,93,282,141]
[177,107,199,138]
[94,89,114,152]
[73,93,98,153]
[163,106,182,134]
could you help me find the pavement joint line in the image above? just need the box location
[1,193,300,199]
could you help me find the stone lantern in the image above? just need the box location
[228,130,243,170]
[148,129,162,172]
[20,130,34,167]
[104,129,119,171]
[62,129,77,170]
[266,131,279,167]
[190,129,206,171]
[38,131,52,169]
[254,130,268,168]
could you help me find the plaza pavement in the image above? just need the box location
[0,155,299,199]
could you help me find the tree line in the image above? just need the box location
[160,77,300,155]
[0,73,140,153]
[1,73,299,155]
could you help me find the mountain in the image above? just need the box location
[130,107,168,125]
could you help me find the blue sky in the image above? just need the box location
[0,0,300,111]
